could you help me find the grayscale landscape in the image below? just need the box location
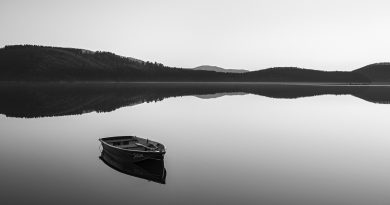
[1,1,390,205]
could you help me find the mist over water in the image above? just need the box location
[1,83,390,205]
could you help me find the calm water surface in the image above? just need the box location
[1,85,390,205]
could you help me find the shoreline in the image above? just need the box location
[1,81,389,86]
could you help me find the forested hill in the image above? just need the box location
[0,45,380,83]
[0,45,234,81]
[353,63,390,82]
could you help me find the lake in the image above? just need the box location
[1,83,390,205]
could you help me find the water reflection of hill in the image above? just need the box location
[0,83,389,118]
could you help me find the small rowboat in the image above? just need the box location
[99,136,166,163]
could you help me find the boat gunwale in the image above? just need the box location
[99,136,166,154]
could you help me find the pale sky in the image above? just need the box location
[1,0,390,71]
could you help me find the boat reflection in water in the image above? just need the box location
[99,136,167,184]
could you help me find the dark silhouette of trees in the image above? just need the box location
[0,45,374,83]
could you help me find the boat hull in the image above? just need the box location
[100,138,165,163]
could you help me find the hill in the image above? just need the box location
[0,45,235,82]
[244,67,370,83]
[194,65,248,73]
[0,45,145,81]
[0,45,380,83]
[353,63,390,82]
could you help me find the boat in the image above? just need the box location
[100,150,166,184]
[99,136,166,163]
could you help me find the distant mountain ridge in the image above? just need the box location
[194,65,248,73]
[0,45,388,83]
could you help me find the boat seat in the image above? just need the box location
[117,145,138,149]
[105,138,138,144]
